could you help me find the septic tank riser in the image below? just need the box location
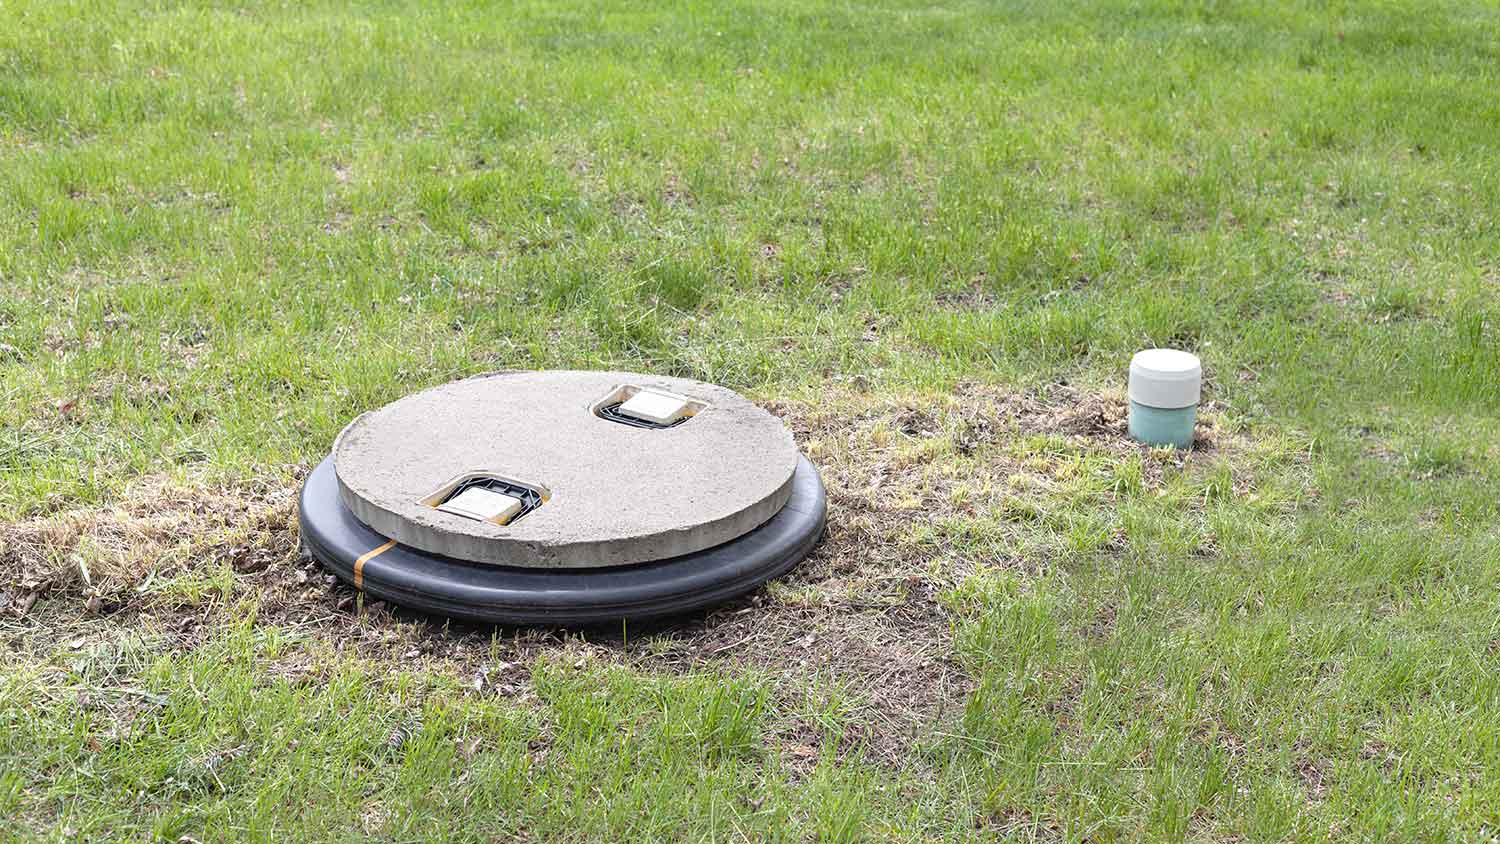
[300,455,827,625]
[332,370,800,568]
[297,369,828,625]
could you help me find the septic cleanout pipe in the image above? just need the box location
[1128,349,1201,449]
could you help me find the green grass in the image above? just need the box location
[4,0,1500,840]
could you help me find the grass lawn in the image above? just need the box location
[3,0,1500,840]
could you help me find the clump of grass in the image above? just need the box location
[1404,434,1469,477]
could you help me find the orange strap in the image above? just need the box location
[352,540,396,591]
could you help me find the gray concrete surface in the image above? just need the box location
[332,370,800,568]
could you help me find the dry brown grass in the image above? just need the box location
[0,383,1240,766]
[0,472,300,617]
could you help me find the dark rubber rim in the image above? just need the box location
[298,454,826,626]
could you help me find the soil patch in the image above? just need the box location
[1,383,1237,766]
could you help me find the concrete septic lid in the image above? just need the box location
[332,370,800,568]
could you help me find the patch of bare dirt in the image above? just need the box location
[933,277,998,310]
[0,383,1245,768]
[0,471,301,617]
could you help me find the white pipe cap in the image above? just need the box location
[1129,349,1202,409]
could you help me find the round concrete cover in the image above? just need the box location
[332,371,800,568]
